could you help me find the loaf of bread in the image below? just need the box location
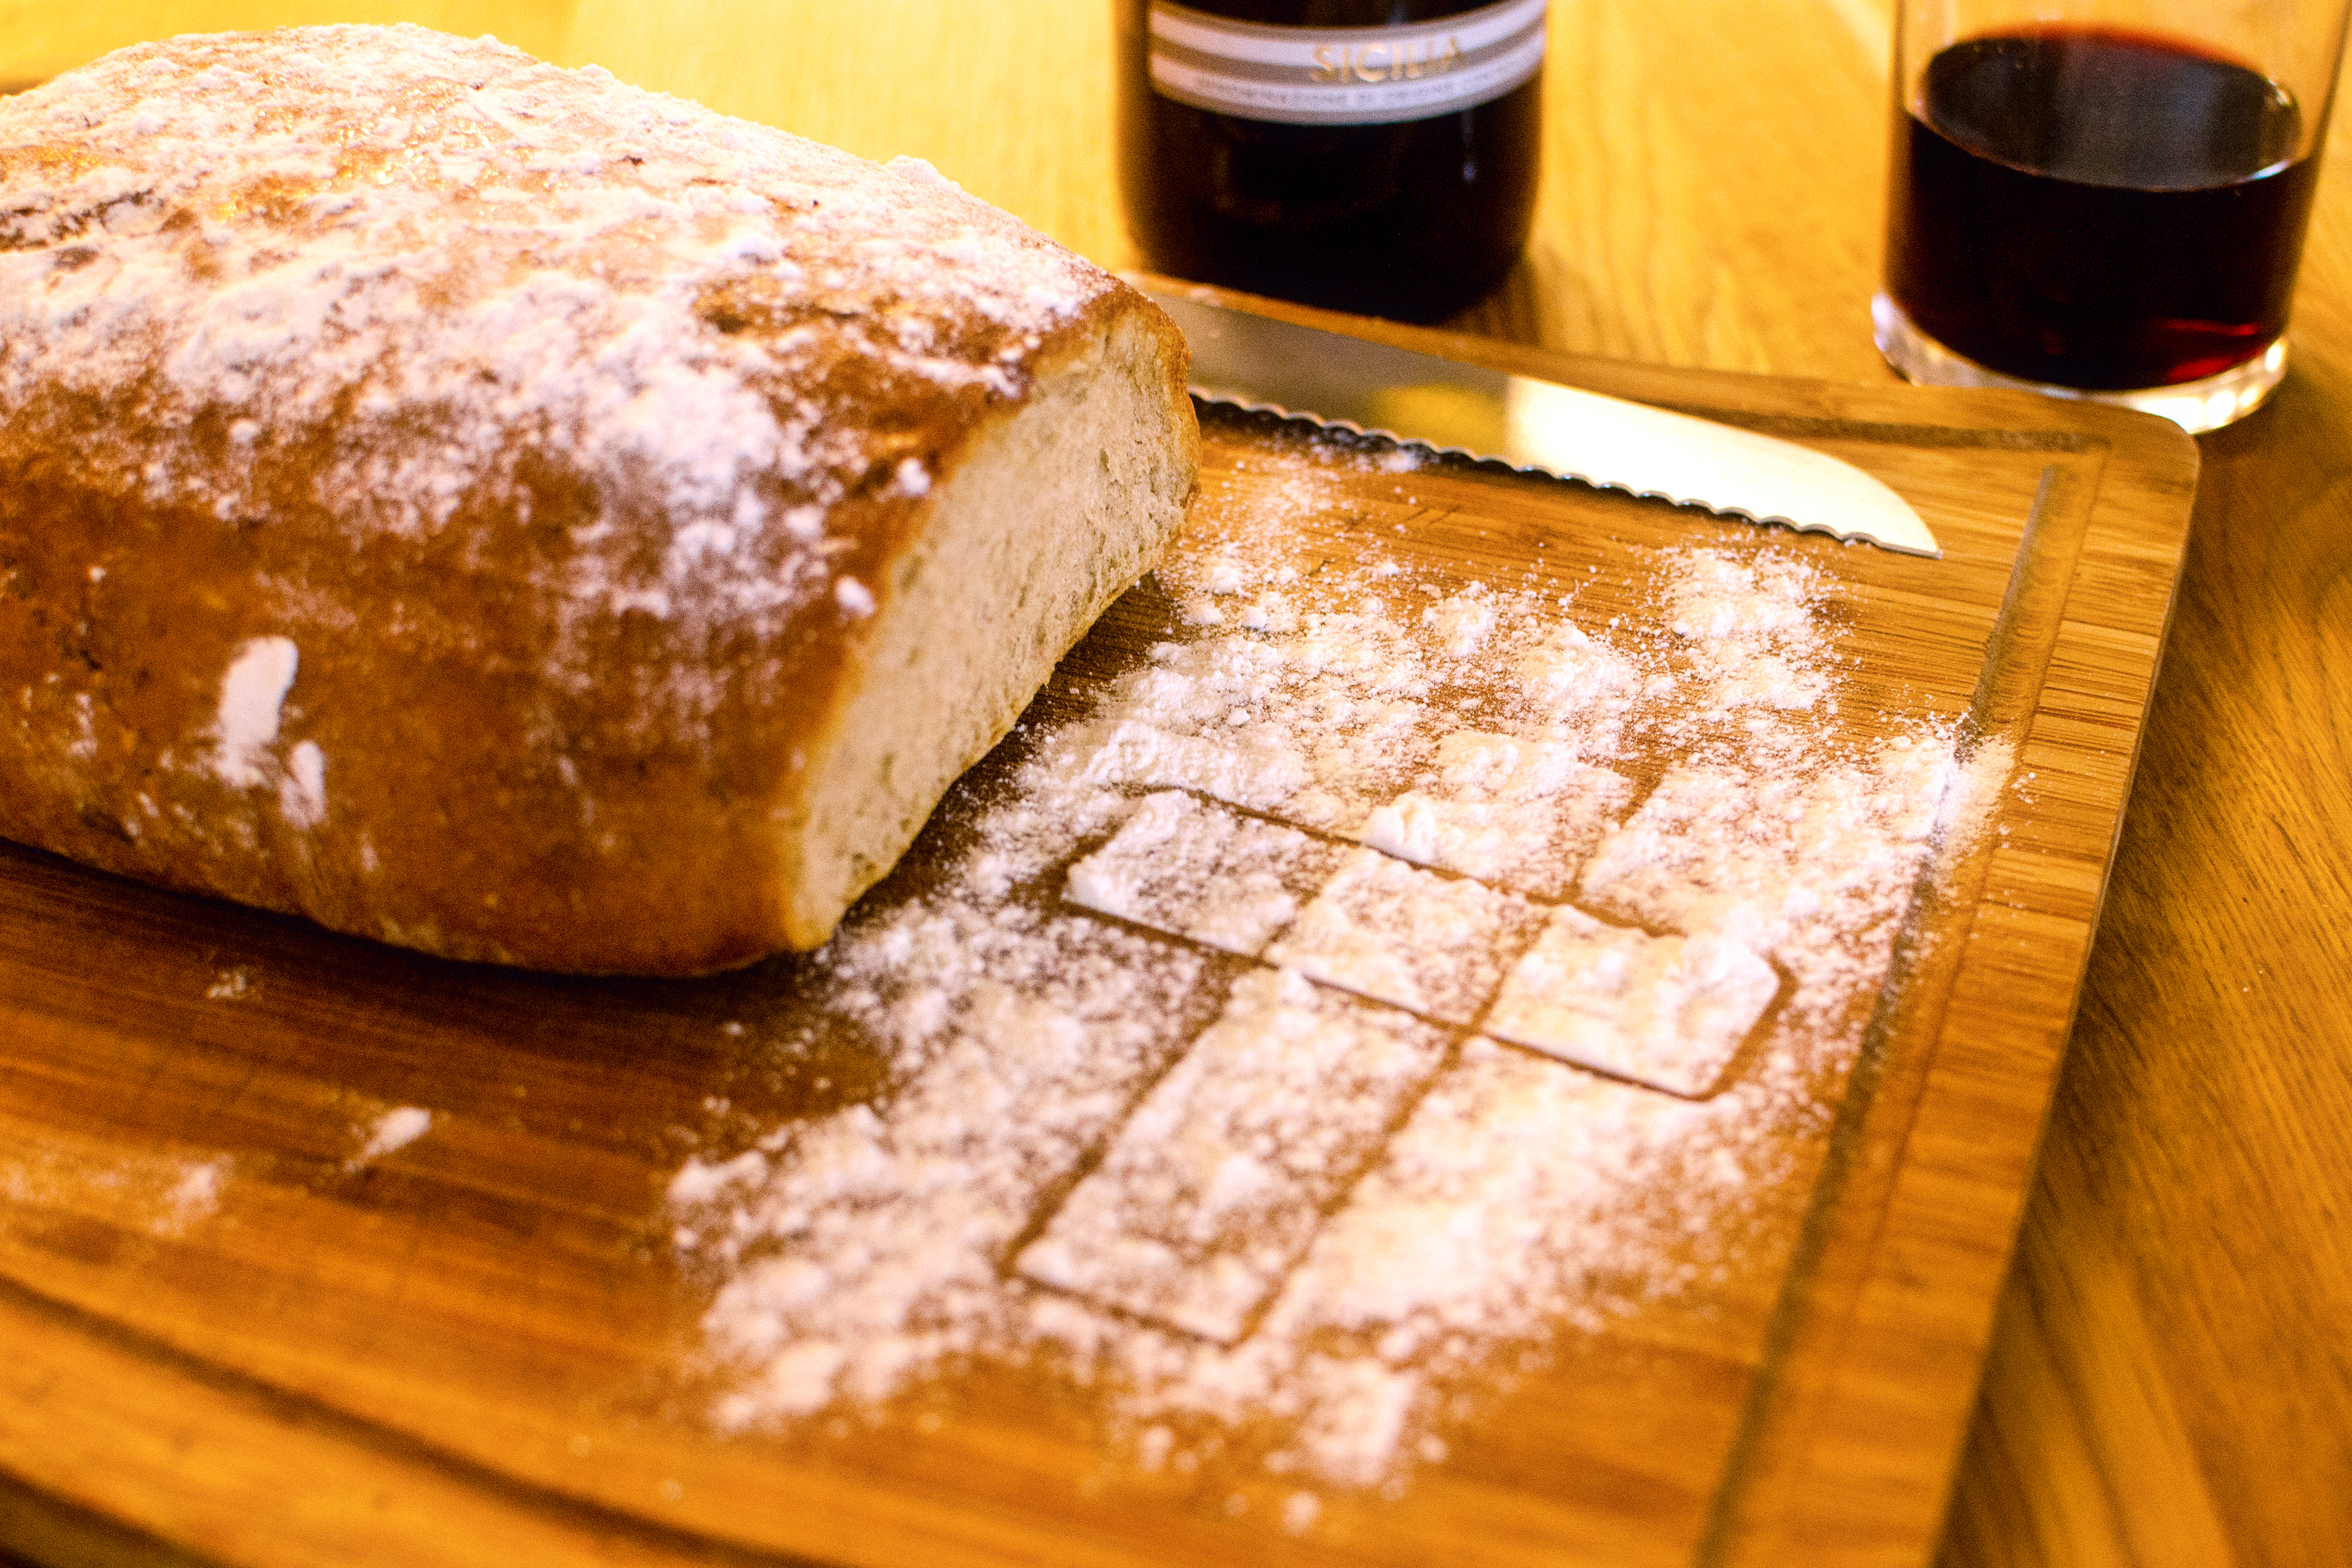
[0,26,1197,973]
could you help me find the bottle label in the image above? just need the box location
[1146,0,1547,126]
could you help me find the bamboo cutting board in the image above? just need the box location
[0,297,2198,1568]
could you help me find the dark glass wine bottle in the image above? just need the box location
[1117,0,1546,323]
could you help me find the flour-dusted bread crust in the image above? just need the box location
[0,25,1197,973]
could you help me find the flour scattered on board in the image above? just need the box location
[667,431,2009,1495]
[205,966,255,1001]
[159,1157,230,1235]
[349,1106,433,1168]
[0,1146,231,1239]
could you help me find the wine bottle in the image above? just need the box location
[1117,0,1546,323]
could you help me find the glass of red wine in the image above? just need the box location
[1876,0,2351,431]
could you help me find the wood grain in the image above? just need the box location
[1934,39,2352,1568]
[4,0,2349,1563]
[0,266,2196,1568]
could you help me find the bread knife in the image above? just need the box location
[1139,286,1940,558]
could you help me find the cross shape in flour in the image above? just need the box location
[1017,788,1784,1345]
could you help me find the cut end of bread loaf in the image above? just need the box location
[0,25,1199,974]
[781,310,1197,951]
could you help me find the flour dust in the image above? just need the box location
[666,428,2006,1497]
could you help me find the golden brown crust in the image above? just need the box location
[0,26,1195,972]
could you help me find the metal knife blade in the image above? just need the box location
[1141,286,1940,559]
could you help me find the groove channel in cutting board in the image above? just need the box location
[0,324,2197,1568]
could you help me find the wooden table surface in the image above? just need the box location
[3,3,2346,1566]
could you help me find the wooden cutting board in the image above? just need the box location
[0,293,2198,1568]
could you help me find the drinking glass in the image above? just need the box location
[1874,0,2352,431]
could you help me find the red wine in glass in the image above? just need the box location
[1885,27,2321,391]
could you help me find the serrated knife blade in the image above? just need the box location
[1141,286,1940,558]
